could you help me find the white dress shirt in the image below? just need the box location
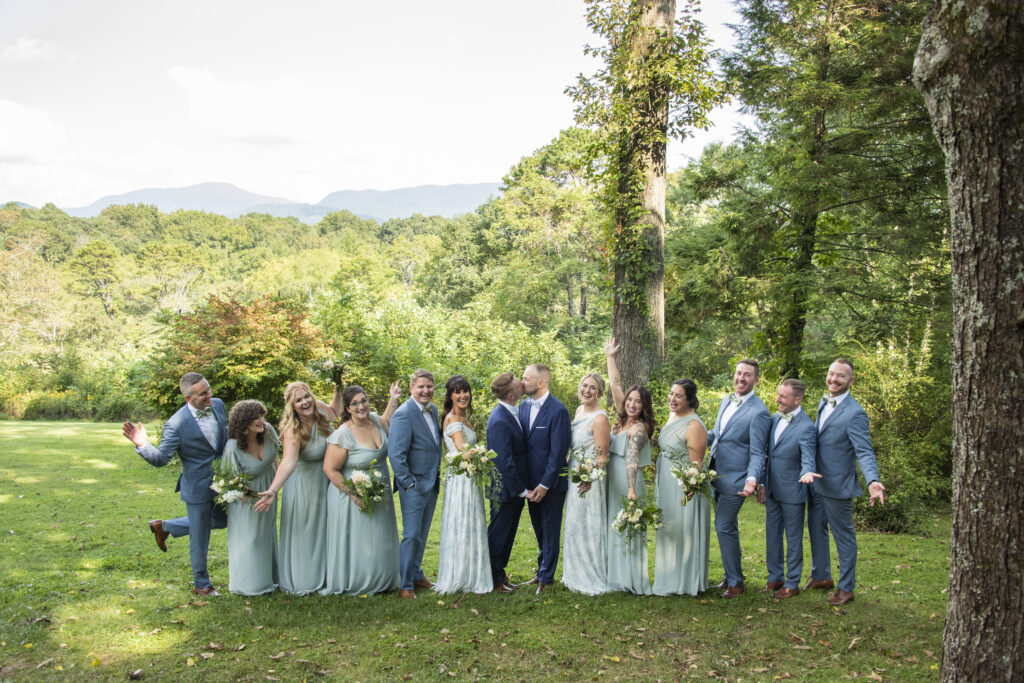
[416,399,439,443]
[527,391,549,431]
[774,406,803,445]
[818,391,849,432]
[188,402,219,449]
[720,390,754,431]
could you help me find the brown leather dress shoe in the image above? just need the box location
[399,589,417,599]
[413,579,436,589]
[494,582,515,593]
[721,585,745,599]
[827,589,854,606]
[535,582,550,596]
[504,579,520,589]
[804,577,835,590]
[772,587,799,599]
[192,586,219,597]
[149,520,169,552]
[525,576,540,586]
[760,581,784,594]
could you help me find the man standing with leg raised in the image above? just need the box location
[519,364,571,595]
[800,358,885,606]
[122,372,227,596]
[707,359,771,598]
[388,369,443,599]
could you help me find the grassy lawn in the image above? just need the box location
[0,421,948,681]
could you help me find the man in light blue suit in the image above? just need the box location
[485,371,528,592]
[519,363,572,595]
[800,358,886,606]
[122,372,227,595]
[759,378,817,599]
[707,358,771,597]
[387,369,443,599]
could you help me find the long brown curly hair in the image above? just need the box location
[616,385,656,438]
[228,399,267,444]
[279,382,332,448]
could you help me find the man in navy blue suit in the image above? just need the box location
[759,378,817,599]
[122,372,227,595]
[707,358,771,598]
[387,369,444,599]
[519,364,572,595]
[800,358,885,606]
[485,371,528,592]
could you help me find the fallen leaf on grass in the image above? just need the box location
[327,638,336,643]
[207,642,223,650]
[200,653,214,659]
[34,658,53,669]
[192,601,210,607]
[269,652,285,660]
[128,669,143,679]
[394,643,407,648]
[186,658,195,666]
[793,645,811,650]
[235,644,246,651]
[848,637,861,650]
[788,633,805,643]
[470,608,479,615]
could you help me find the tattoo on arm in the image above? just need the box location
[626,429,647,492]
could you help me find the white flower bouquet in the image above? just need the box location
[343,468,387,515]
[669,462,718,507]
[310,353,349,385]
[210,458,256,507]
[611,496,663,545]
[564,447,606,497]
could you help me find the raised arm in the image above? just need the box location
[254,430,300,512]
[318,383,344,422]
[604,337,625,415]
[125,418,180,468]
[378,382,403,433]
[625,423,648,500]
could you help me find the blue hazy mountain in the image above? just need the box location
[58,181,501,222]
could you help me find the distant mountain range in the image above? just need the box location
[11,182,503,223]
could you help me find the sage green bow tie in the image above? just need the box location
[195,407,213,418]
[779,412,794,423]
[729,394,742,406]
[823,396,837,408]
[421,403,432,414]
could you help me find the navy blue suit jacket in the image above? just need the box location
[137,399,227,504]
[764,410,817,504]
[486,403,529,502]
[519,394,571,494]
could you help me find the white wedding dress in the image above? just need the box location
[434,422,493,594]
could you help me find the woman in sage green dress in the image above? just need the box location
[653,379,710,596]
[222,399,279,596]
[254,381,346,595]
[561,372,612,595]
[604,338,657,595]
[321,385,401,596]
[435,376,492,594]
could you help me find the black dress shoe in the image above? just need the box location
[149,520,169,552]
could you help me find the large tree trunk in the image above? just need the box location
[610,0,672,388]
[913,3,1024,680]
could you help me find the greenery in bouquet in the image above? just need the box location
[210,458,256,507]
[444,444,502,503]
[611,496,663,545]
[310,353,349,386]
[661,445,718,506]
[563,446,606,497]
[343,468,387,516]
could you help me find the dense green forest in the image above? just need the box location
[0,0,951,531]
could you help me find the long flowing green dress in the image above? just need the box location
[223,424,279,596]
[653,414,710,596]
[321,413,400,596]
[562,409,609,595]
[606,429,653,595]
[278,414,330,595]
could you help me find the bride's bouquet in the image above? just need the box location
[611,496,663,545]
[210,458,256,507]
[564,447,606,497]
[444,445,498,484]
[344,469,387,516]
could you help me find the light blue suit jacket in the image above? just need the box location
[387,397,443,494]
[814,395,881,499]
[707,393,771,496]
[764,410,817,504]
[136,399,227,504]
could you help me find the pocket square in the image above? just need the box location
[535,426,547,430]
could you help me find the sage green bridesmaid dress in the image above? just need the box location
[278,414,330,595]
[606,429,653,595]
[223,424,280,596]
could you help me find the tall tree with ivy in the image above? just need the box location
[567,0,724,387]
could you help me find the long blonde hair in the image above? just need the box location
[279,381,332,448]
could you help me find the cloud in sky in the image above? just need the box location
[0,0,745,208]
[1,36,56,62]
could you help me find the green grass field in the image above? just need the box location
[0,421,949,681]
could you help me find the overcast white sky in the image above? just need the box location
[0,0,745,208]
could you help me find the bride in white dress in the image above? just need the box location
[434,375,493,594]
